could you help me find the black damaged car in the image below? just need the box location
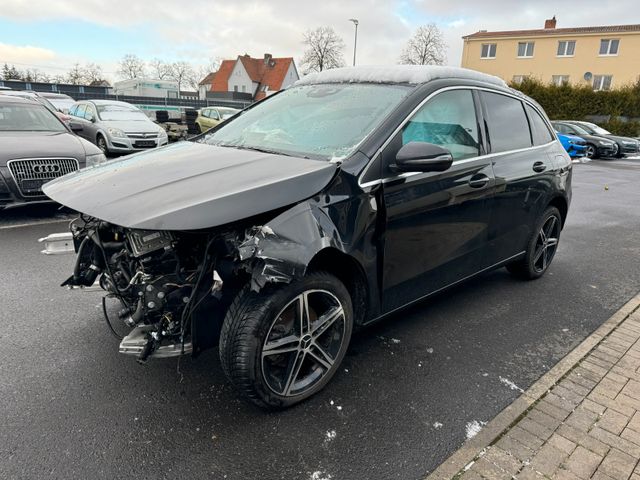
[43,66,572,408]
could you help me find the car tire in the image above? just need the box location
[96,134,110,156]
[219,271,353,409]
[195,123,202,134]
[506,206,562,280]
[585,144,598,159]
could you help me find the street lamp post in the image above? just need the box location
[349,19,359,66]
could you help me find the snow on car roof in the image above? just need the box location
[295,65,507,88]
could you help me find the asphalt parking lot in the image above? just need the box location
[1,158,639,480]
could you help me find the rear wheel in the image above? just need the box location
[506,206,562,280]
[219,272,353,409]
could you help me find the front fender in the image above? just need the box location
[236,201,345,291]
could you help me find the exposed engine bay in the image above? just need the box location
[63,215,242,363]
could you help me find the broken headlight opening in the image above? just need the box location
[63,215,235,364]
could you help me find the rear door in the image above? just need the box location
[381,88,496,312]
[480,91,558,263]
[70,103,91,142]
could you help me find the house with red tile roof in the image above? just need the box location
[202,54,299,102]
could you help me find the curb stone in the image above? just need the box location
[426,291,640,480]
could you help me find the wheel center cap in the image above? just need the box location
[300,334,312,349]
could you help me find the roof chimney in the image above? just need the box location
[544,16,557,29]
[264,53,272,65]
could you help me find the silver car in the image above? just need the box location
[68,100,168,155]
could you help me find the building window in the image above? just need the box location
[241,85,246,92]
[512,75,528,85]
[593,75,613,91]
[557,40,576,56]
[481,43,497,58]
[599,39,619,56]
[234,85,238,92]
[517,42,535,57]
[552,75,569,86]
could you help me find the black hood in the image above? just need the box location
[43,141,338,230]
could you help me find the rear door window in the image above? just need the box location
[525,104,555,145]
[74,104,86,119]
[402,89,480,160]
[482,92,532,153]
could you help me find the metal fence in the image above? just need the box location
[0,79,253,110]
[68,92,251,110]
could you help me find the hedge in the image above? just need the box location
[511,78,640,137]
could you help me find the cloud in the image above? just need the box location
[2,0,640,75]
[0,42,57,64]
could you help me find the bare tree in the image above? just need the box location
[400,24,447,66]
[83,63,103,84]
[66,63,85,85]
[118,54,146,79]
[148,58,170,79]
[301,26,346,73]
[23,69,49,82]
[168,61,194,92]
[189,58,222,90]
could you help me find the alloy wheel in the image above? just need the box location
[533,215,560,273]
[261,289,346,397]
[585,145,595,158]
[97,136,108,154]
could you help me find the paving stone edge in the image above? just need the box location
[425,291,640,480]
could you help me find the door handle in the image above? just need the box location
[532,161,547,173]
[468,174,490,188]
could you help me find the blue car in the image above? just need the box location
[556,131,587,158]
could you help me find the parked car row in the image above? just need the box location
[553,120,639,159]
[0,90,245,209]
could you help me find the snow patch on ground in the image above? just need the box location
[465,420,487,439]
[324,430,336,446]
[499,376,524,393]
[310,471,332,480]
[433,422,443,429]
[390,338,401,344]
[426,348,434,354]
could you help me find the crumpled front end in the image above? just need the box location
[53,199,348,363]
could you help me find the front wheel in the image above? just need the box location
[96,134,110,156]
[585,144,597,159]
[506,206,562,280]
[219,271,353,409]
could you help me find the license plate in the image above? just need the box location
[134,140,156,148]
[21,179,48,193]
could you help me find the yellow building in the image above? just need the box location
[461,18,640,90]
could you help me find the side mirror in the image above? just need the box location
[391,142,453,173]
[69,122,84,133]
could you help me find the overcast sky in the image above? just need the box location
[1,0,638,81]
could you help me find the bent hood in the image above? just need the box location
[43,141,338,230]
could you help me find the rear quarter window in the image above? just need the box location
[482,91,532,153]
[525,104,555,145]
